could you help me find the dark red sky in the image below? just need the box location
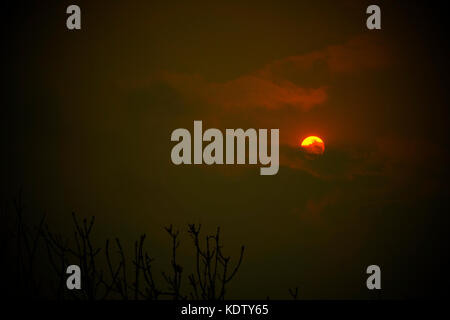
[3,0,450,298]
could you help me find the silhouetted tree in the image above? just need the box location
[2,191,248,300]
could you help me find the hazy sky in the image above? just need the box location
[3,0,449,298]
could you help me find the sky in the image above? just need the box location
[2,0,450,298]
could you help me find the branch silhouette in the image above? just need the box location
[2,192,249,300]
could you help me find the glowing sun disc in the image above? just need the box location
[301,136,325,155]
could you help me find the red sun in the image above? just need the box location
[301,136,325,155]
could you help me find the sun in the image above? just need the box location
[301,136,325,155]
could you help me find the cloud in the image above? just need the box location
[125,33,391,177]
[325,35,389,73]
[156,33,388,116]
[161,73,327,112]
[155,34,392,176]
[259,34,389,78]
